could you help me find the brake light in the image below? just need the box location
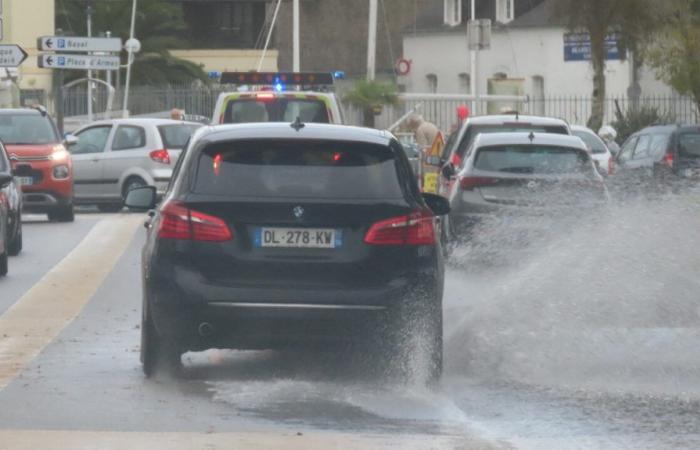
[459,176,498,190]
[663,151,674,168]
[158,202,232,242]
[150,149,171,165]
[364,210,436,246]
[256,92,276,101]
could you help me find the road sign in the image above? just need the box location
[564,33,624,62]
[38,36,122,53]
[38,54,120,71]
[0,45,28,68]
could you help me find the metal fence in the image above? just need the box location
[54,84,698,133]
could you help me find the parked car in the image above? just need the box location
[70,118,203,212]
[571,125,614,176]
[0,141,22,257]
[614,125,700,192]
[438,114,572,191]
[440,132,608,247]
[126,122,450,383]
[0,107,74,222]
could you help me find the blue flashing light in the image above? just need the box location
[333,71,346,80]
[274,83,284,92]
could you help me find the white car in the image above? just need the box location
[69,118,203,212]
[571,125,614,176]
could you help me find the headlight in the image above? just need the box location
[53,165,70,179]
[50,146,69,161]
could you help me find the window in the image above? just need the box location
[112,126,146,151]
[633,135,652,160]
[532,76,545,116]
[194,140,404,200]
[72,126,112,155]
[0,113,59,145]
[426,74,438,94]
[678,132,700,159]
[223,99,330,124]
[572,130,608,154]
[158,124,202,150]
[497,0,515,23]
[444,0,462,26]
[459,73,471,93]
[474,145,590,174]
[618,136,637,164]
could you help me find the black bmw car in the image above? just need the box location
[1,140,24,275]
[127,122,450,382]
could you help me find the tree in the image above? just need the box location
[56,0,209,86]
[552,0,662,131]
[648,0,700,117]
[342,79,399,128]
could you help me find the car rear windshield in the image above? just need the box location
[458,124,569,157]
[223,98,330,124]
[678,132,700,159]
[474,145,590,174]
[572,130,608,154]
[194,140,404,200]
[0,113,58,145]
[158,124,201,149]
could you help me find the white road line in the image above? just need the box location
[0,215,142,391]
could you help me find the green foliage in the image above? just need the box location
[648,0,700,112]
[56,0,209,86]
[611,105,675,143]
[343,79,399,128]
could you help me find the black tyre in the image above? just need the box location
[48,205,75,223]
[97,204,123,213]
[8,219,22,256]
[141,312,182,378]
[0,247,7,276]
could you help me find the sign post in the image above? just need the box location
[38,54,120,71]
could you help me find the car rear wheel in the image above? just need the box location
[8,218,22,256]
[48,205,75,223]
[141,312,183,378]
[0,229,8,276]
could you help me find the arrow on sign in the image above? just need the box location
[46,56,54,66]
[0,45,28,68]
[45,38,54,49]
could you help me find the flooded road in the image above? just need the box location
[0,195,699,448]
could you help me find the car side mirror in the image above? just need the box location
[422,193,450,216]
[441,163,456,179]
[0,173,11,188]
[12,165,32,177]
[125,186,157,211]
[64,134,79,147]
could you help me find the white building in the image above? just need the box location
[401,0,672,107]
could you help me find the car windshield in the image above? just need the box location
[157,124,202,149]
[474,145,590,174]
[572,129,608,154]
[194,140,403,199]
[678,132,700,159]
[0,113,58,145]
[223,98,330,124]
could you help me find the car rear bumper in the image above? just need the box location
[21,189,72,212]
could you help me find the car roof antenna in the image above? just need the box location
[528,131,535,142]
[291,116,305,132]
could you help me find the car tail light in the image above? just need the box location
[149,149,171,165]
[450,153,462,167]
[459,176,499,190]
[608,157,615,175]
[662,151,674,168]
[364,210,436,246]
[158,202,232,242]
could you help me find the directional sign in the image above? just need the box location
[38,54,120,71]
[38,36,122,53]
[0,45,28,68]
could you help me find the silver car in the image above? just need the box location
[69,118,203,211]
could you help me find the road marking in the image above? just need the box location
[0,215,142,391]
[0,429,499,450]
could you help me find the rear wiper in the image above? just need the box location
[498,166,535,174]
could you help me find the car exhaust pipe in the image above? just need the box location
[198,322,215,337]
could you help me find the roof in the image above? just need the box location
[83,118,203,128]
[507,0,563,28]
[472,132,587,150]
[466,114,570,127]
[634,124,700,135]
[0,108,45,116]
[199,123,393,146]
[218,91,337,99]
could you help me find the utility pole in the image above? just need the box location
[123,0,138,118]
[86,0,94,122]
[367,0,378,81]
[293,0,300,72]
[470,0,477,114]
[105,31,113,91]
[54,29,65,135]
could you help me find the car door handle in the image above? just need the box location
[144,210,156,229]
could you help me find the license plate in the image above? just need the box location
[255,227,342,249]
[17,177,33,186]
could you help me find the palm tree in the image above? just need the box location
[56,0,209,86]
[343,79,400,128]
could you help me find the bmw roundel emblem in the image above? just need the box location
[293,206,304,219]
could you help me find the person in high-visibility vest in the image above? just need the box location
[407,114,439,149]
